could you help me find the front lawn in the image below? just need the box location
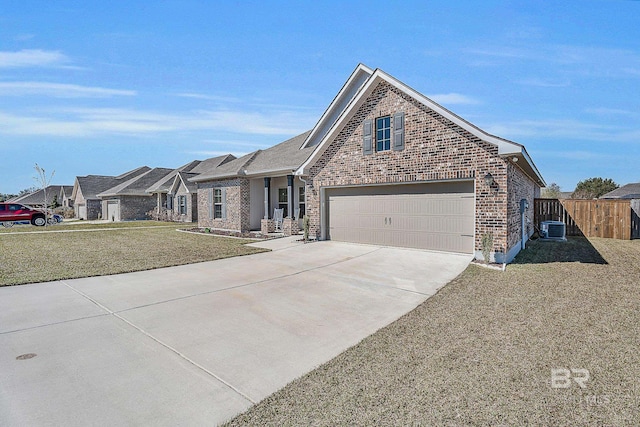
[0,223,267,286]
[227,237,640,426]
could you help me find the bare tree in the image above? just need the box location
[34,164,55,225]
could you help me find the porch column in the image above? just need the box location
[287,175,294,218]
[264,177,271,219]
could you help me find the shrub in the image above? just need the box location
[147,209,185,222]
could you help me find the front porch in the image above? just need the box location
[250,174,305,236]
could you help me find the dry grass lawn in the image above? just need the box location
[0,222,267,286]
[227,237,640,426]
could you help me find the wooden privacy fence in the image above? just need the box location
[534,198,634,240]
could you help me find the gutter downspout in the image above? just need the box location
[520,198,529,251]
[299,175,308,214]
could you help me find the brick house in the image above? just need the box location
[196,64,545,263]
[191,133,314,235]
[96,167,174,221]
[71,167,150,220]
[146,155,235,222]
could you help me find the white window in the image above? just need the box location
[214,189,223,219]
[177,195,187,215]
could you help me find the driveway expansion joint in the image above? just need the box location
[114,246,385,314]
[59,280,257,405]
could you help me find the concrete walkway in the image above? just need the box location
[0,238,471,426]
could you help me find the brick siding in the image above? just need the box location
[305,80,528,256]
[197,178,250,232]
[108,196,156,221]
[507,162,539,250]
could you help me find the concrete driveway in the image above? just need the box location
[0,237,471,426]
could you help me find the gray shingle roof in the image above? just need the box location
[190,132,313,182]
[190,151,261,181]
[98,168,174,197]
[12,185,68,206]
[245,131,313,175]
[75,167,151,200]
[189,154,236,175]
[601,183,640,199]
[145,155,236,193]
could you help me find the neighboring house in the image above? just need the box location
[146,155,235,222]
[71,167,150,220]
[600,183,640,199]
[59,185,74,209]
[557,191,573,199]
[191,131,314,234]
[11,185,68,208]
[195,64,545,263]
[96,167,174,221]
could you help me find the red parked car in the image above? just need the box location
[0,203,47,227]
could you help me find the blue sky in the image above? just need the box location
[1,0,639,195]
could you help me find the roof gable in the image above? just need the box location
[302,63,373,149]
[296,65,545,186]
[169,172,197,194]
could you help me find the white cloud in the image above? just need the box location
[427,93,480,105]
[466,43,640,78]
[484,119,638,143]
[0,49,69,68]
[0,82,136,98]
[175,92,241,103]
[535,150,624,162]
[585,108,639,119]
[0,106,315,138]
[517,78,571,87]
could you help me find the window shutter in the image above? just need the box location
[363,119,373,155]
[208,188,213,219]
[167,194,173,210]
[221,187,227,219]
[393,112,405,151]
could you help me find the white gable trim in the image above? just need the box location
[169,173,189,194]
[295,67,545,186]
[301,63,373,149]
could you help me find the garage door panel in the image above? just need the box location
[328,182,474,254]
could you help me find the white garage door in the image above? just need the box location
[107,201,119,222]
[78,204,87,220]
[327,181,475,254]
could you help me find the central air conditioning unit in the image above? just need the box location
[540,220,567,241]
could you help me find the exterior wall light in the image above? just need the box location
[484,173,495,187]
